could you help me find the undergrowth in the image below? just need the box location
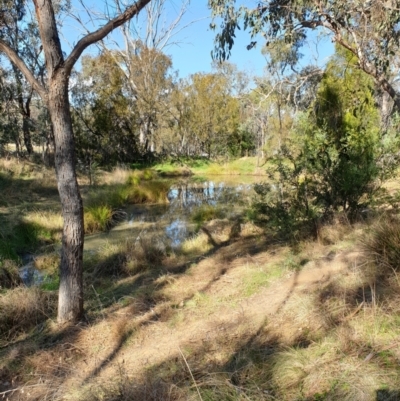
[3,156,400,400]
[0,287,56,344]
[0,160,171,259]
[84,170,170,234]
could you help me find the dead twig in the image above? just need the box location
[178,346,203,401]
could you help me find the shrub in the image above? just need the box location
[250,151,320,239]
[250,47,399,238]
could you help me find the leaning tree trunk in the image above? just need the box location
[49,74,84,323]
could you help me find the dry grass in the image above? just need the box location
[178,232,213,257]
[23,210,63,245]
[85,234,168,279]
[100,166,132,185]
[0,287,56,344]
[100,167,158,186]
[3,166,400,401]
[33,252,60,274]
[0,259,21,288]
[24,210,63,233]
[362,215,400,273]
[79,369,189,401]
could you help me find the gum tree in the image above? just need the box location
[0,0,152,323]
[209,0,400,112]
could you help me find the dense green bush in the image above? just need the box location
[250,47,400,238]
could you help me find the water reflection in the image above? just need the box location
[84,179,254,252]
[167,180,250,211]
[20,178,257,285]
[19,261,45,286]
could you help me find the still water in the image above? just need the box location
[20,177,258,284]
[84,178,255,252]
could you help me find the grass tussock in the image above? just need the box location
[101,166,132,185]
[0,287,56,343]
[124,180,170,204]
[191,204,226,228]
[86,235,168,278]
[363,216,400,274]
[178,232,213,257]
[81,367,188,401]
[0,259,21,288]
[85,205,114,234]
[84,172,170,234]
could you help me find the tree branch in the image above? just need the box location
[64,0,151,75]
[0,39,48,101]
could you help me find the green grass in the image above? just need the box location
[185,291,211,309]
[153,156,268,177]
[0,220,55,261]
[84,205,114,233]
[84,172,170,234]
[191,204,226,228]
[0,159,172,261]
[40,274,60,291]
[242,269,275,297]
[241,265,284,297]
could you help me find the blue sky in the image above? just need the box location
[63,1,334,78]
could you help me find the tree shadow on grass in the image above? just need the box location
[74,233,289,392]
[0,322,85,399]
[376,389,400,401]
[76,318,281,401]
[76,312,400,401]
[4,223,400,400]
[0,171,59,207]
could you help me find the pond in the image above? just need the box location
[84,177,257,252]
[20,176,260,285]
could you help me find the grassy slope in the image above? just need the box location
[1,158,400,400]
[2,214,400,400]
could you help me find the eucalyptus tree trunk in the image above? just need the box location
[49,74,84,322]
[13,67,34,155]
[0,0,152,323]
[33,0,84,323]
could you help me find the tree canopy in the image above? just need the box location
[209,0,400,110]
